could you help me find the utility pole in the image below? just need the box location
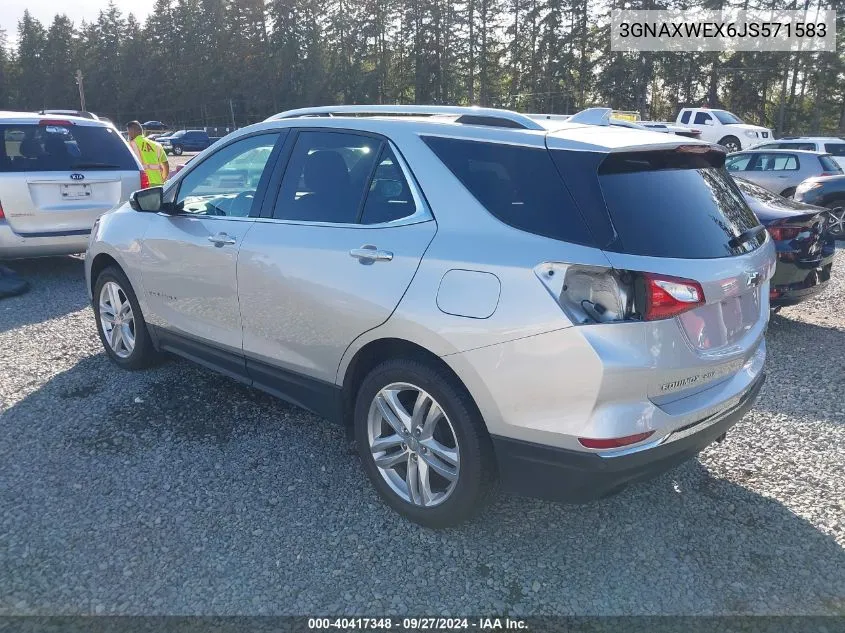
[75,69,86,112]
[228,99,236,130]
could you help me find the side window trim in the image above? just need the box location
[167,129,288,219]
[259,127,433,228]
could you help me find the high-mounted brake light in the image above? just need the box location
[642,273,705,321]
[578,431,655,449]
[139,170,150,189]
[676,144,713,154]
[38,119,74,126]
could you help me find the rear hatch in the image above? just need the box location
[0,119,140,236]
[549,139,775,402]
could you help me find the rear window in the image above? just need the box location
[593,150,765,258]
[778,142,815,151]
[819,155,841,172]
[824,143,845,156]
[422,136,595,245]
[0,123,137,172]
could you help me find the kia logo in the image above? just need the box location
[70,173,85,181]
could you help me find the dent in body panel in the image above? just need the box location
[436,269,501,319]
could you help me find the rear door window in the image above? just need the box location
[360,146,417,224]
[0,123,137,172]
[818,155,841,172]
[592,150,764,258]
[422,136,595,245]
[725,154,752,171]
[680,111,691,124]
[693,112,712,125]
[273,131,382,224]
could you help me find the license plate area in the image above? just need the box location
[61,184,92,199]
[679,288,761,352]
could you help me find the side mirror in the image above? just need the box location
[130,186,165,213]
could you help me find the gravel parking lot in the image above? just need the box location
[0,249,843,616]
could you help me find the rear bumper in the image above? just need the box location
[492,372,765,502]
[0,222,90,258]
[770,259,833,306]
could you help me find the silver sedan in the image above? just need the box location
[725,148,843,197]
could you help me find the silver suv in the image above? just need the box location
[85,105,775,527]
[0,112,143,258]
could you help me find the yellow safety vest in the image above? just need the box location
[131,136,167,186]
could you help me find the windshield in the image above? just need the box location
[1,123,137,172]
[713,110,744,124]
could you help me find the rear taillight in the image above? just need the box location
[536,264,706,324]
[578,431,655,449]
[140,170,150,189]
[0,199,5,220]
[820,172,839,177]
[642,273,705,321]
[767,225,801,241]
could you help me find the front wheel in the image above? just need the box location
[354,359,497,528]
[718,136,742,153]
[172,144,184,156]
[94,267,158,370]
[824,202,845,238]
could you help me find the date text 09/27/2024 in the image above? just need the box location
[307,617,529,630]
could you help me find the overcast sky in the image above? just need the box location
[3,1,152,44]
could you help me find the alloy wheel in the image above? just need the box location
[723,139,741,153]
[828,207,844,238]
[367,382,460,507]
[99,281,136,358]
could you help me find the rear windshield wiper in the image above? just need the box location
[728,225,765,248]
[70,162,124,169]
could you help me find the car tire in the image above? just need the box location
[718,136,742,153]
[173,144,184,156]
[824,200,845,238]
[354,358,498,528]
[93,266,158,370]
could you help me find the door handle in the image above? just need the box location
[350,245,393,263]
[208,232,237,246]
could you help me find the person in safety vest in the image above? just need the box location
[126,120,169,186]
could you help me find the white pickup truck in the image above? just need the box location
[675,108,773,152]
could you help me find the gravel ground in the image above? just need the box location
[0,250,843,616]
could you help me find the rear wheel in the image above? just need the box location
[172,144,184,156]
[94,267,158,370]
[354,358,497,528]
[718,136,742,153]
[824,201,845,238]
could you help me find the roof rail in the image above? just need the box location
[266,105,546,131]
